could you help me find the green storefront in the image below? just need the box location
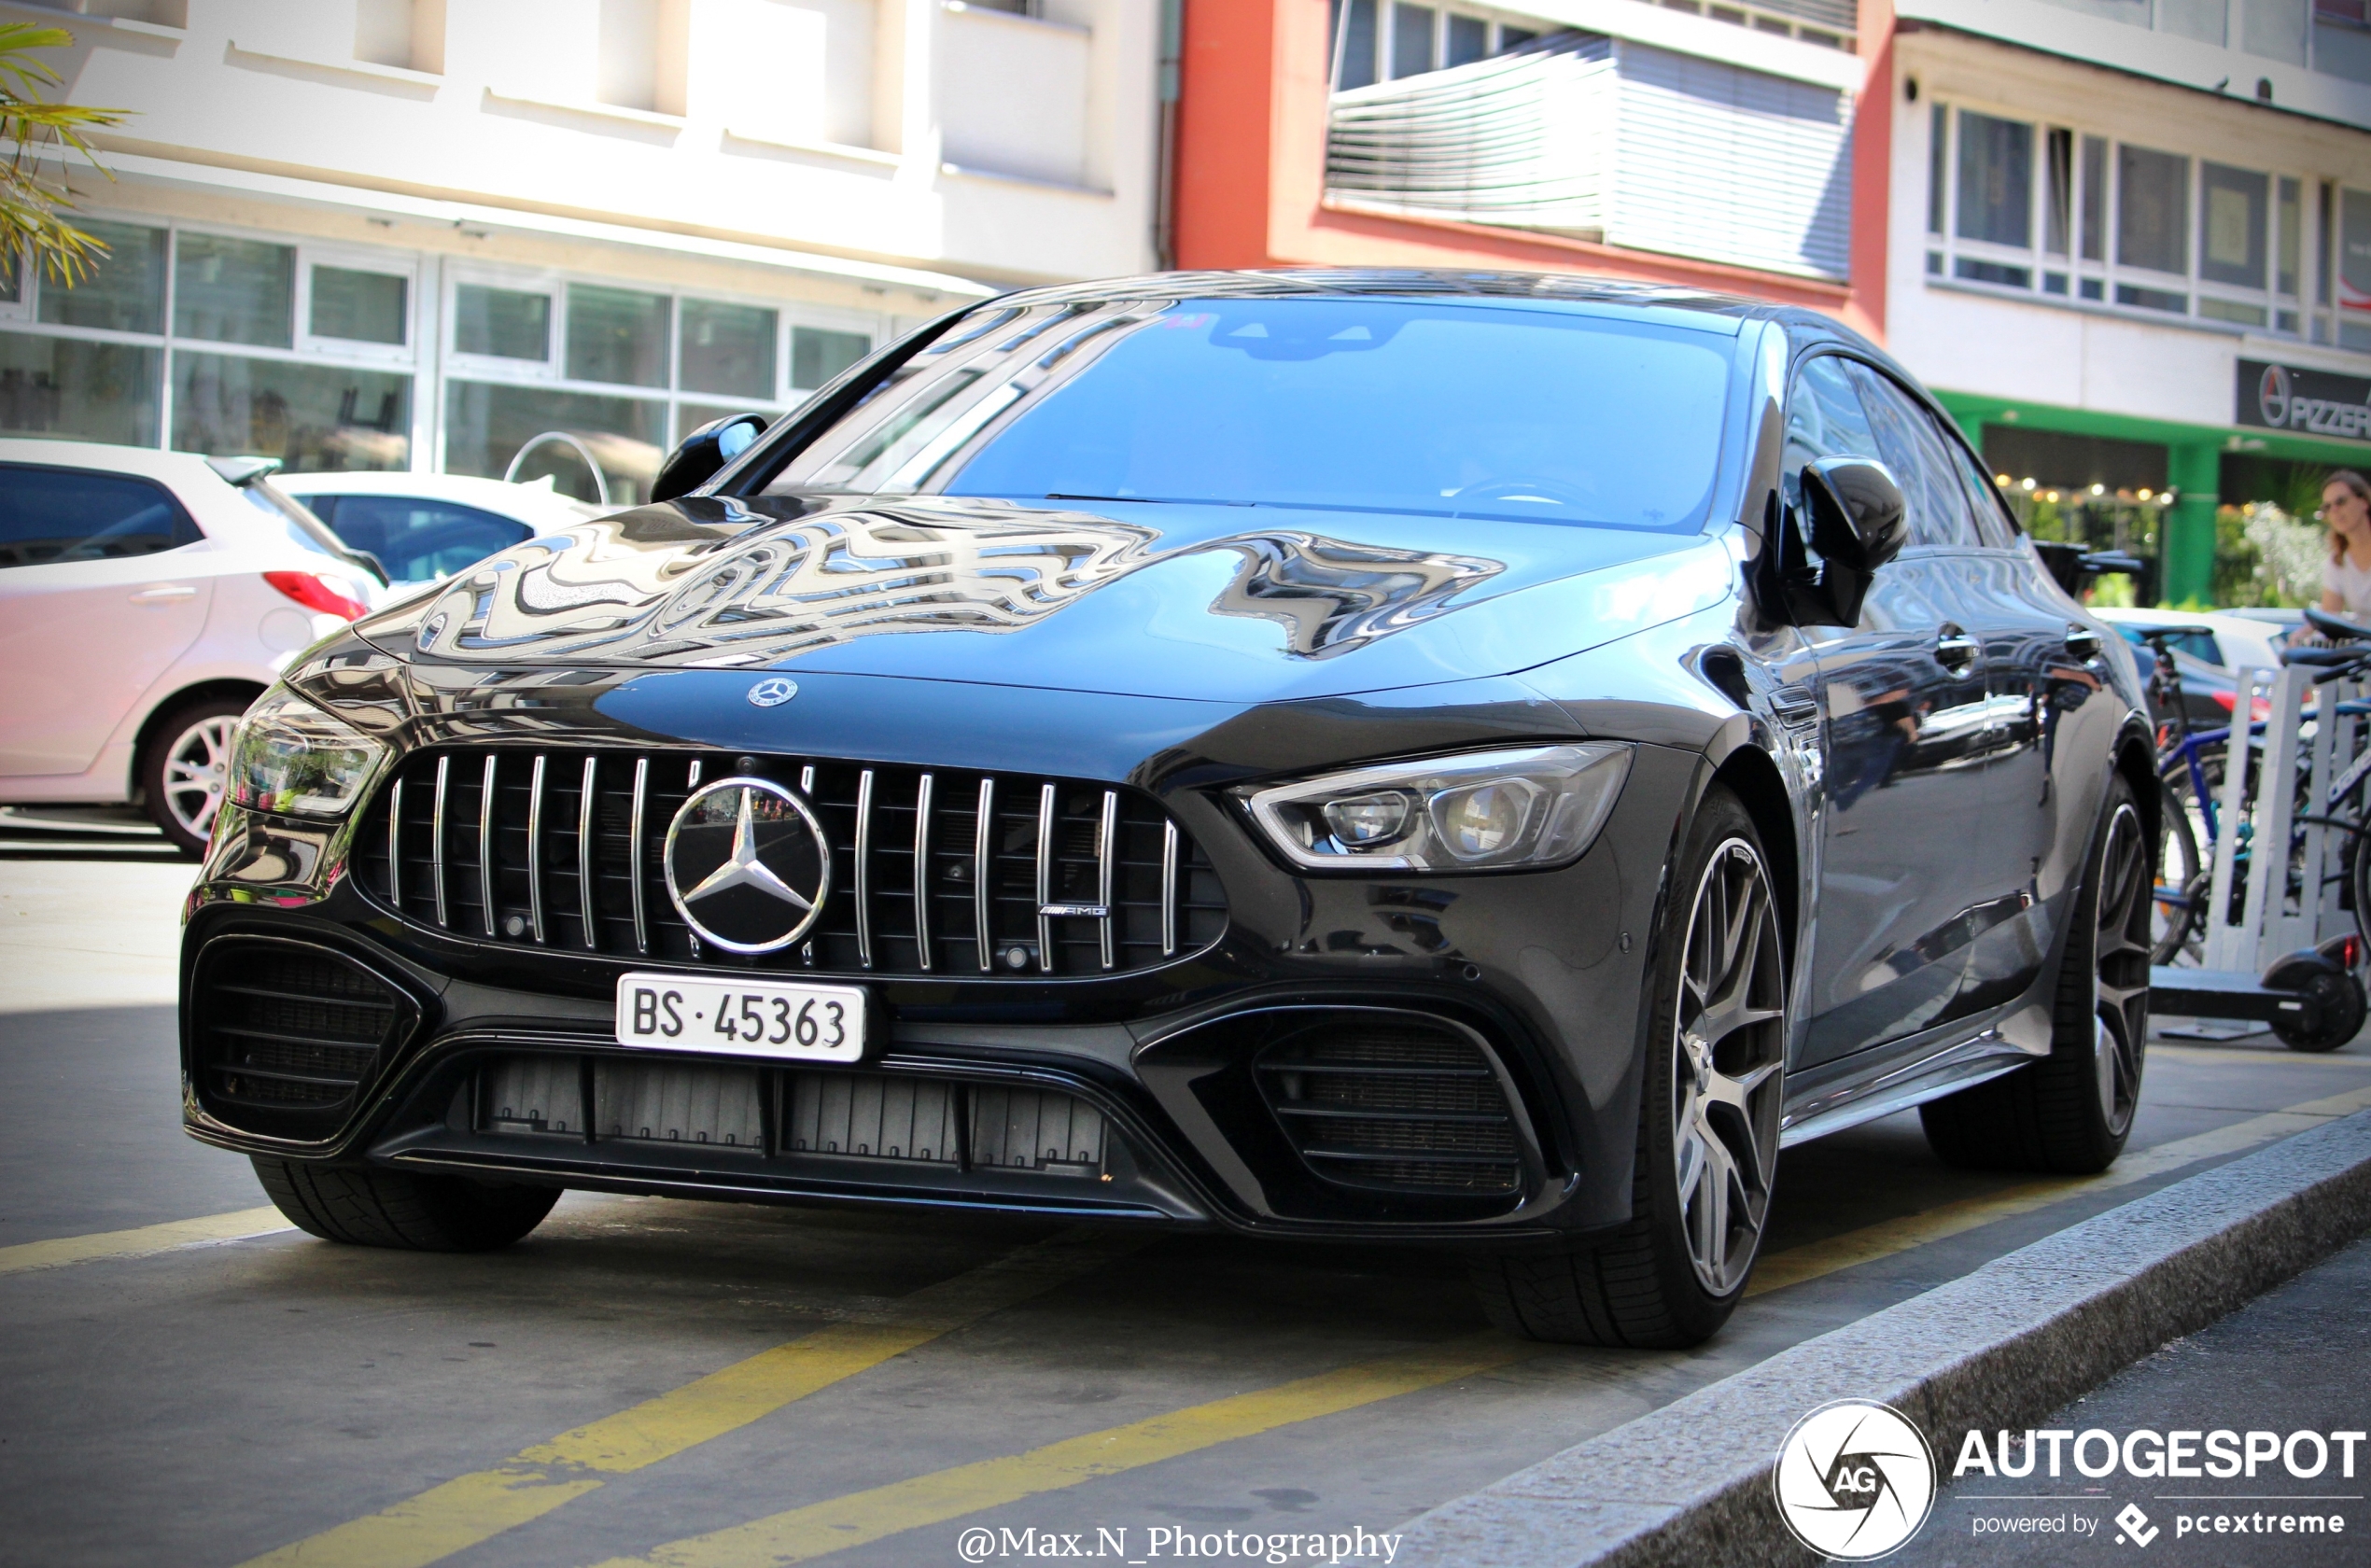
[1935,357,2371,607]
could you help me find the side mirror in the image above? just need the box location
[1802,456,1908,573]
[1767,456,1907,627]
[650,413,767,503]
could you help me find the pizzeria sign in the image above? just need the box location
[2238,358,2371,442]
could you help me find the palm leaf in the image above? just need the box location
[0,22,133,287]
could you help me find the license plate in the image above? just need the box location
[614,973,866,1063]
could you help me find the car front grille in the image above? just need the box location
[352,748,1226,977]
[477,1053,1109,1177]
[190,938,412,1131]
[1255,1018,1523,1195]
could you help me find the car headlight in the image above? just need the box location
[1242,743,1634,872]
[228,686,388,818]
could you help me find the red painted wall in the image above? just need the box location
[1173,0,1892,339]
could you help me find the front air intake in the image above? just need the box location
[190,938,414,1136]
[1255,1018,1523,1195]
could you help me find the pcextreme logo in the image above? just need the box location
[1774,1400,1939,1561]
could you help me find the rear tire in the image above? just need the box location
[139,695,251,857]
[1920,774,2151,1174]
[1468,786,1787,1347]
[252,1157,559,1252]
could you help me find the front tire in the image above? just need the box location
[1469,787,1787,1347]
[1920,774,2151,1174]
[252,1158,559,1252]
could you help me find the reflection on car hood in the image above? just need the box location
[354,494,1733,701]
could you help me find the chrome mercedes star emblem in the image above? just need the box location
[662,777,831,954]
[747,677,799,707]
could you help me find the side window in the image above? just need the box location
[0,465,202,568]
[1935,422,2018,548]
[1782,354,1884,517]
[1841,362,1982,550]
[320,496,531,583]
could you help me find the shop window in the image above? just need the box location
[2200,163,2268,289]
[0,331,161,447]
[38,218,165,335]
[680,299,778,401]
[444,381,668,506]
[566,284,669,388]
[175,233,296,349]
[311,266,407,346]
[172,352,412,472]
[2118,146,2190,278]
[791,325,871,392]
[455,285,551,361]
[1956,111,2031,248]
[1392,4,1437,77]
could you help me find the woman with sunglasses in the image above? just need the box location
[2322,470,2371,623]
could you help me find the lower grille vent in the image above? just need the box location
[192,940,410,1132]
[1255,1019,1522,1195]
[478,1055,1106,1178]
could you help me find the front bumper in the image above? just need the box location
[182,666,1693,1241]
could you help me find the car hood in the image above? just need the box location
[355,494,1734,703]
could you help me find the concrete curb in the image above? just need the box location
[1394,1111,2371,1568]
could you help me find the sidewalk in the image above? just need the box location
[1895,1232,2371,1567]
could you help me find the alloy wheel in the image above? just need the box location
[2092,800,2151,1136]
[1672,838,1787,1295]
[161,715,238,846]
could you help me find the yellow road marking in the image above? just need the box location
[1747,1084,2371,1296]
[582,1334,1538,1568]
[238,1227,1147,1568]
[0,1205,291,1276]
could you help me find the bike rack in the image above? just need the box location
[2151,660,2368,1047]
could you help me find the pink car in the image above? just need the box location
[0,440,387,854]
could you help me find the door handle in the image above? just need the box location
[2065,623,2103,661]
[129,584,197,604]
[1934,628,1981,670]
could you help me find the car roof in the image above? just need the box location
[0,439,231,486]
[274,469,599,522]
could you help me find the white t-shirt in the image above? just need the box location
[2331,551,2371,618]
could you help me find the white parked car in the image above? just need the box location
[273,470,599,586]
[0,441,387,855]
[2096,606,2301,675]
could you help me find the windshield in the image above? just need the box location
[764,299,1735,532]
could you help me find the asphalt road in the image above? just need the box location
[6,852,2371,1568]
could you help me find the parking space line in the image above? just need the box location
[579,1333,1540,1568]
[237,1227,1149,1568]
[0,1206,291,1277]
[1746,1083,2371,1297]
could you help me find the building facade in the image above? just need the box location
[1882,0,2371,601]
[1176,0,1887,329]
[8,0,1164,503]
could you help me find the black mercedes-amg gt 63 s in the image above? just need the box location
[183,270,2154,1347]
